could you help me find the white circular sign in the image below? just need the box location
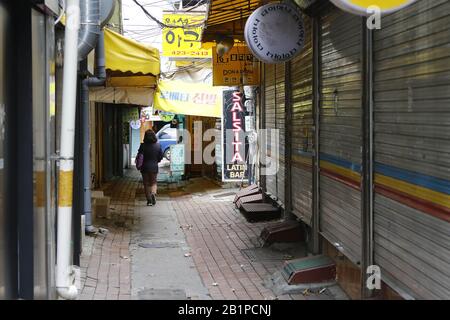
[244,3,305,64]
[130,120,141,130]
[330,0,417,16]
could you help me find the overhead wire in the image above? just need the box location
[184,0,208,12]
[132,0,208,29]
[122,0,213,80]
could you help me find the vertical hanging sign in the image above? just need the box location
[222,90,248,182]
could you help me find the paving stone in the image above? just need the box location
[80,170,342,301]
[79,172,139,300]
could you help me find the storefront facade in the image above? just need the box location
[200,0,450,299]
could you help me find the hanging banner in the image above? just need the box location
[212,45,260,86]
[162,13,211,58]
[222,90,249,182]
[244,3,305,63]
[154,80,222,118]
[330,0,417,16]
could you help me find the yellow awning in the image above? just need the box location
[104,28,160,76]
[90,87,154,106]
[106,76,157,88]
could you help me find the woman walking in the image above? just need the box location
[138,129,163,206]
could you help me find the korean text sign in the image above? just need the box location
[213,45,260,86]
[162,13,211,58]
[154,80,222,118]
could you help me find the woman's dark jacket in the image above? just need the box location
[138,142,163,173]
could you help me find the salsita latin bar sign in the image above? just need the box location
[222,90,248,182]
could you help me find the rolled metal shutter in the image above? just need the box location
[275,64,286,205]
[319,5,362,265]
[264,64,277,197]
[290,15,313,225]
[373,0,450,299]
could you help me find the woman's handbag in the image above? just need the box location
[136,152,144,171]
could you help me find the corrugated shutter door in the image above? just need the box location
[275,64,286,205]
[319,5,362,265]
[265,64,277,197]
[290,15,313,225]
[373,0,450,299]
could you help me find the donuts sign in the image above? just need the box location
[330,0,417,15]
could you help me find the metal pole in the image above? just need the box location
[285,60,294,220]
[81,81,94,232]
[260,62,266,191]
[274,64,278,200]
[361,18,374,299]
[312,15,321,255]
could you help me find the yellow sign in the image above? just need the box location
[162,14,211,58]
[154,80,222,118]
[330,0,416,15]
[212,45,260,86]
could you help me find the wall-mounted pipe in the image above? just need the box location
[78,0,100,61]
[57,0,80,300]
[79,0,115,233]
[82,31,106,233]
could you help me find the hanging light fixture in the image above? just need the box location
[216,35,235,57]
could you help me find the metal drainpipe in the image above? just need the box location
[77,0,105,233]
[78,0,100,61]
[82,31,106,234]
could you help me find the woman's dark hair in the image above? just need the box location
[144,129,157,144]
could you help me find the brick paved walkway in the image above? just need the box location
[79,173,139,300]
[171,179,343,300]
[79,172,342,300]
[171,180,301,300]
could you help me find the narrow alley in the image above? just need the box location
[79,170,347,300]
[1,0,449,305]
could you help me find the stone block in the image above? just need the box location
[93,196,111,220]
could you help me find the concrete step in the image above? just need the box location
[260,220,305,246]
[282,255,336,285]
[235,193,264,208]
[233,184,259,203]
[240,203,281,222]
